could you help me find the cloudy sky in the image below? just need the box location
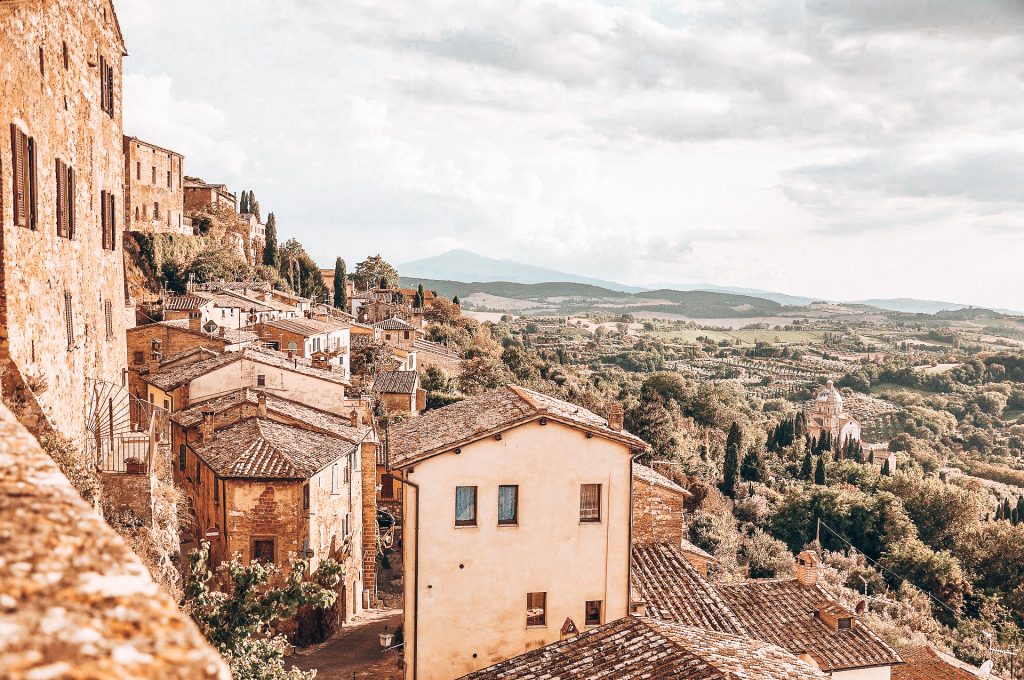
[118,0,1024,308]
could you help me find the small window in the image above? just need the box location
[63,292,74,350]
[332,463,338,493]
[256,374,266,387]
[167,169,172,188]
[133,350,144,364]
[136,161,141,180]
[153,201,160,219]
[62,41,68,70]
[104,300,113,339]
[54,158,75,239]
[498,485,518,525]
[455,486,477,526]
[38,46,44,75]
[303,483,310,510]
[214,477,219,505]
[527,592,547,627]
[10,124,38,229]
[580,484,601,523]
[178,444,186,471]
[253,538,275,564]
[195,460,201,485]
[151,166,156,183]
[585,600,602,626]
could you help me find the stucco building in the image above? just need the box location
[387,385,649,680]
[0,0,129,440]
[123,135,190,235]
[806,381,862,447]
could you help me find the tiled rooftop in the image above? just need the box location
[259,317,349,336]
[374,317,415,330]
[192,417,355,479]
[145,347,350,391]
[632,543,748,636]
[461,615,827,679]
[413,337,463,360]
[163,293,211,311]
[161,318,259,345]
[373,370,419,395]
[893,645,998,680]
[387,385,648,467]
[634,463,687,493]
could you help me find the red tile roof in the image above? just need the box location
[894,645,999,680]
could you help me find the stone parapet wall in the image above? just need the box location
[0,402,228,679]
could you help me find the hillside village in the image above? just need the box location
[3,2,1024,680]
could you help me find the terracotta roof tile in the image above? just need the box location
[145,347,349,391]
[373,370,420,395]
[894,645,999,680]
[632,543,748,636]
[259,317,349,336]
[388,385,648,467]
[634,463,688,494]
[374,317,415,330]
[462,616,827,679]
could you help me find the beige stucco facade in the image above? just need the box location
[832,666,891,680]
[187,358,348,414]
[400,419,634,680]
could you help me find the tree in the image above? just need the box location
[333,257,346,309]
[814,455,827,486]
[740,447,767,483]
[249,191,261,222]
[726,421,742,453]
[880,457,891,476]
[800,449,814,480]
[184,541,342,680]
[453,294,461,306]
[721,442,740,498]
[625,396,676,464]
[239,190,249,213]
[263,213,278,268]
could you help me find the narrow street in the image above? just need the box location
[289,608,403,680]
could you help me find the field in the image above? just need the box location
[653,328,825,346]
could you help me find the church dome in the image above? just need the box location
[816,380,843,407]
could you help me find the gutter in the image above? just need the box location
[383,471,418,680]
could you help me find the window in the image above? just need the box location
[332,463,338,493]
[104,300,113,339]
[580,484,601,522]
[404,331,410,340]
[167,169,172,188]
[526,592,546,627]
[178,444,186,471]
[100,190,116,250]
[585,600,602,626]
[133,350,144,364]
[62,41,68,70]
[134,206,139,221]
[252,538,275,564]
[195,460,201,485]
[153,201,159,220]
[10,124,38,230]
[256,374,266,387]
[99,55,114,117]
[498,485,518,525]
[136,161,141,180]
[214,477,219,505]
[151,166,156,184]
[63,292,74,350]
[343,462,351,485]
[455,486,477,527]
[303,483,310,510]
[54,158,75,239]
[38,46,44,75]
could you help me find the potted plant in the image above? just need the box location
[124,456,146,475]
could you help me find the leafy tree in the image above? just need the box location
[740,447,767,483]
[814,455,827,486]
[880,472,984,551]
[184,541,342,680]
[625,396,676,464]
[458,355,514,395]
[263,213,278,268]
[721,442,740,498]
[278,239,327,300]
[743,529,795,578]
[453,294,461,306]
[353,254,399,290]
[425,297,462,324]
[333,257,346,309]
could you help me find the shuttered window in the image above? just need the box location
[63,292,74,350]
[55,159,74,239]
[100,190,116,250]
[10,124,37,229]
[580,483,601,522]
[104,300,113,339]
[99,56,115,117]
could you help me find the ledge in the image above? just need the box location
[0,403,229,679]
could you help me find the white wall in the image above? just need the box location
[832,666,891,680]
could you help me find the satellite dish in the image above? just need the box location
[979,660,993,677]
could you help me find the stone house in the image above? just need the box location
[413,338,463,377]
[169,389,378,614]
[631,463,690,547]
[255,317,350,378]
[123,136,190,235]
[387,385,649,680]
[183,177,235,212]
[375,316,422,349]
[0,0,130,439]
[141,346,351,415]
[372,370,425,417]
[164,290,291,331]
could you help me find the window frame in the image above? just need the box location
[252,537,276,565]
[585,600,603,626]
[498,484,519,526]
[526,592,547,628]
[455,485,478,527]
[580,483,602,523]
[178,444,186,471]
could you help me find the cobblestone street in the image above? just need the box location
[289,608,403,680]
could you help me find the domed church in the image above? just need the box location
[806,380,861,445]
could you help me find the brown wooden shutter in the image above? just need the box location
[107,64,115,116]
[100,189,108,247]
[68,166,75,239]
[55,159,65,237]
[11,125,25,227]
[27,136,37,230]
[99,55,107,112]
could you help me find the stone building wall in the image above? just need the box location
[0,0,129,441]
[632,476,686,547]
[123,136,190,235]
[0,401,229,678]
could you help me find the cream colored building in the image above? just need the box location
[806,380,861,446]
[387,386,648,680]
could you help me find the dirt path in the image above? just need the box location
[289,608,403,679]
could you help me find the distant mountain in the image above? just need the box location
[856,298,1021,316]
[642,284,813,307]
[398,249,645,293]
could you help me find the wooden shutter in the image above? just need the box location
[27,136,37,230]
[10,124,25,227]
[100,190,108,248]
[64,292,74,350]
[67,167,75,239]
[105,300,113,339]
[108,192,116,249]
[106,63,115,116]
[99,55,107,113]
[55,159,66,237]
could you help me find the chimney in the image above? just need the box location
[349,409,361,428]
[219,326,226,338]
[188,311,202,332]
[607,404,624,432]
[200,410,216,443]
[796,550,820,587]
[257,392,267,417]
[147,349,161,375]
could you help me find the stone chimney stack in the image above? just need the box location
[257,393,267,417]
[188,311,202,332]
[349,409,361,428]
[608,404,624,432]
[200,410,216,443]
[796,550,821,588]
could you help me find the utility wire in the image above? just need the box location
[816,518,961,619]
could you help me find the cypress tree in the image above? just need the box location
[814,455,827,486]
[239,190,249,213]
[453,294,461,306]
[726,422,742,453]
[800,450,813,480]
[740,448,767,483]
[251,194,261,222]
[333,257,346,309]
[1003,498,1013,521]
[1016,496,1024,523]
[795,411,806,438]
[881,457,891,476]
[721,443,740,498]
[996,504,1004,521]
[263,213,278,268]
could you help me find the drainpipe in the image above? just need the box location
[383,471,418,680]
[627,450,643,616]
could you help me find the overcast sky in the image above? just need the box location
[119,0,1024,308]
